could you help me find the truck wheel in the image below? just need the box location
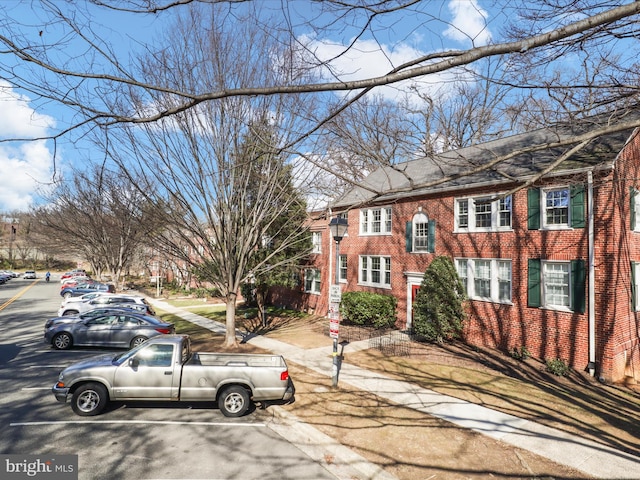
[71,383,108,416]
[219,385,251,417]
[130,336,148,348]
[52,332,73,350]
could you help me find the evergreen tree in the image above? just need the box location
[413,256,466,344]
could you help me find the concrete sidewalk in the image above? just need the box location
[150,298,640,479]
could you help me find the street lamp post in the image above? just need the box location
[328,216,348,387]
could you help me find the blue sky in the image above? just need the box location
[0,0,496,212]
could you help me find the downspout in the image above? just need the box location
[588,171,596,377]
[328,208,334,316]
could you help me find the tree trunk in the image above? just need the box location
[224,291,238,348]
[256,287,267,328]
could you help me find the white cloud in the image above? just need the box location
[443,0,492,46]
[0,81,57,212]
[299,35,463,105]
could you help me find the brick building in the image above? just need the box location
[274,113,640,384]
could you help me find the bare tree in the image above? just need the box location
[28,166,160,288]
[103,6,318,347]
[2,2,640,258]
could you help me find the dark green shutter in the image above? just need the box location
[631,188,637,231]
[570,259,586,313]
[632,262,637,311]
[527,189,541,230]
[405,221,412,252]
[527,259,541,307]
[427,220,436,253]
[570,184,585,228]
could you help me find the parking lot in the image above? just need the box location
[0,277,336,480]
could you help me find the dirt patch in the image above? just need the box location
[186,312,640,480]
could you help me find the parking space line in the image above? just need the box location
[11,420,267,427]
[21,387,51,391]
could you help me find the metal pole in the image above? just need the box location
[332,239,340,387]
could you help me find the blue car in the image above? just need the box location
[60,283,115,299]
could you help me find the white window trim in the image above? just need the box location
[304,269,321,295]
[359,206,392,236]
[456,258,512,304]
[541,260,572,312]
[541,186,572,230]
[633,262,640,311]
[412,212,429,252]
[454,195,512,232]
[311,231,322,254]
[633,189,640,232]
[338,254,347,283]
[358,255,391,288]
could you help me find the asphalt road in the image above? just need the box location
[0,277,336,480]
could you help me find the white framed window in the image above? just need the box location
[632,189,640,232]
[413,212,429,252]
[304,269,321,294]
[543,187,570,228]
[339,254,347,282]
[359,255,391,288]
[542,261,570,309]
[456,258,512,303]
[360,207,392,235]
[632,262,640,311]
[311,231,322,254]
[454,195,512,232]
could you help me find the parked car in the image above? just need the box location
[60,270,88,282]
[58,294,155,317]
[60,283,115,299]
[52,335,293,417]
[0,272,11,284]
[60,291,114,306]
[23,270,36,279]
[45,306,158,331]
[44,312,175,350]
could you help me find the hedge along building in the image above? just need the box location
[286,111,640,385]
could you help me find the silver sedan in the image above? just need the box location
[44,312,175,350]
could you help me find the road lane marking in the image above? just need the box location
[11,420,266,427]
[0,281,40,311]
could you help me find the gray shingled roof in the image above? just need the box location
[333,113,637,208]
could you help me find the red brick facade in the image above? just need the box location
[274,123,640,385]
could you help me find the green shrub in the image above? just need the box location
[413,256,466,344]
[339,291,397,329]
[510,346,531,361]
[546,358,570,376]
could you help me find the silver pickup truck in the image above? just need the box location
[52,334,294,417]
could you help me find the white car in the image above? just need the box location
[57,294,155,317]
[60,291,115,307]
[23,270,36,279]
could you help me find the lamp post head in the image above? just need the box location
[329,216,348,242]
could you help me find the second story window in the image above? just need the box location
[406,212,436,253]
[360,207,392,235]
[455,195,512,232]
[311,231,322,254]
[544,188,569,227]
